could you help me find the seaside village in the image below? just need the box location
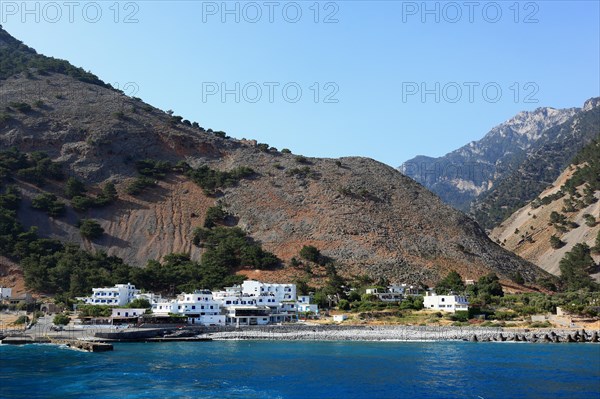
[55,280,467,327]
[1,280,470,328]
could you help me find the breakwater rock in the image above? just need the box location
[202,325,600,343]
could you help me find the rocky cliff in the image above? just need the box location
[400,98,599,232]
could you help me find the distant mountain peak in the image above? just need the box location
[400,98,597,215]
[583,97,600,111]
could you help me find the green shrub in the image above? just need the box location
[135,159,172,178]
[31,193,66,217]
[53,313,70,325]
[338,299,350,311]
[299,245,321,263]
[126,176,156,195]
[14,315,29,325]
[529,321,552,328]
[550,235,565,249]
[65,177,86,199]
[185,165,254,195]
[204,205,228,228]
[295,155,309,164]
[79,219,104,240]
[449,310,469,322]
[71,195,94,212]
[77,305,112,318]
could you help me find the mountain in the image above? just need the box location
[0,26,546,288]
[400,99,599,231]
[471,101,600,229]
[490,139,600,280]
[400,106,579,211]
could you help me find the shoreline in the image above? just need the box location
[204,325,600,343]
[3,324,599,346]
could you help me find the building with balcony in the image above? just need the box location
[423,292,469,313]
[152,290,225,326]
[80,283,140,306]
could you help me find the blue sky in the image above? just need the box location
[2,1,599,166]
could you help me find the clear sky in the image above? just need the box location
[2,1,599,166]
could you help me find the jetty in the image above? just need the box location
[48,338,113,352]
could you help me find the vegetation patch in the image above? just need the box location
[185,164,255,195]
[125,176,157,195]
[31,193,66,217]
[78,219,104,240]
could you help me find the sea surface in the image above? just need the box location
[1,341,599,399]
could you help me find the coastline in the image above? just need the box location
[204,324,600,343]
[3,324,600,346]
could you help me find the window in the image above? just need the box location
[192,306,196,310]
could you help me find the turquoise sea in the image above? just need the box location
[1,341,599,399]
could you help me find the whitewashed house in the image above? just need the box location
[297,295,319,315]
[212,281,300,325]
[80,283,140,306]
[134,292,162,305]
[366,286,403,302]
[223,305,271,326]
[152,290,226,326]
[423,292,469,313]
[242,281,298,323]
[241,281,297,303]
[333,314,348,322]
[111,308,146,319]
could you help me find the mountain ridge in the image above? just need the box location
[400,97,599,230]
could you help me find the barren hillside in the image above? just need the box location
[0,25,550,286]
[492,165,599,279]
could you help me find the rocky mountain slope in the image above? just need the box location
[400,106,579,210]
[0,27,547,286]
[491,140,599,280]
[400,99,599,231]
[471,101,600,229]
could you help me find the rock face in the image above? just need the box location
[491,163,600,279]
[400,98,599,231]
[0,28,547,284]
[400,106,579,211]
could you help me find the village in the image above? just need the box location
[0,280,470,329]
[73,280,467,327]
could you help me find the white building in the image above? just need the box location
[333,314,348,322]
[297,295,319,314]
[423,292,469,313]
[366,286,403,302]
[223,305,271,326]
[134,292,162,305]
[111,308,146,319]
[0,287,12,299]
[365,284,420,302]
[241,281,296,303]
[81,283,140,306]
[212,280,299,324]
[153,290,226,326]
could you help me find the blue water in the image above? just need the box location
[1,341,599,399]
